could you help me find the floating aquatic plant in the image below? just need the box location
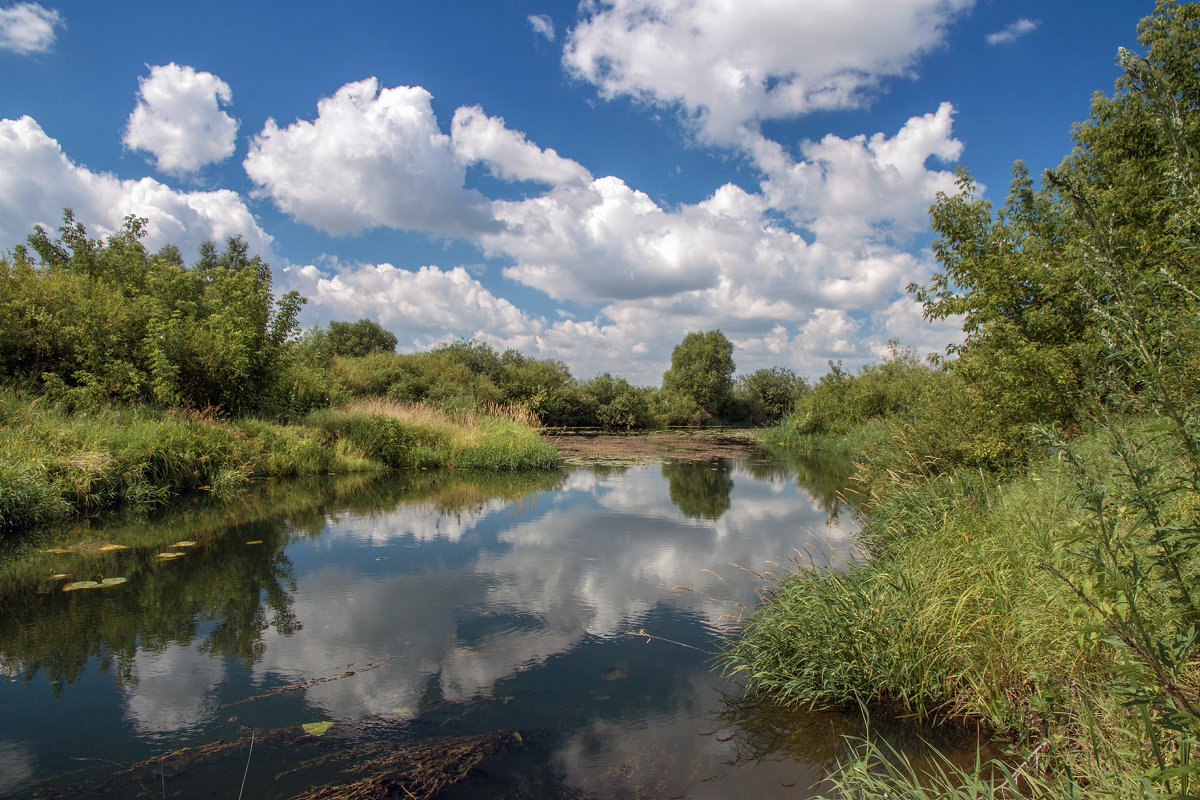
[62,577,126,592]
[301,721,334,737]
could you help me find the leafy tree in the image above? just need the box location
[0,211,305,414]
[496,350,574,420]
[580,373,653,430]
[326,318,398,357]
[433,338,503,378]
[661,330,735,418]
[734,367,807,425]
[910,1,1200,458]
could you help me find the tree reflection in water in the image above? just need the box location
[662,458,734,520]
[0,469,564,693]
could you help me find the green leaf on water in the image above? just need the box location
[301,721,334,736]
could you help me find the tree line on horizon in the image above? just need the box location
[0,219,810,429]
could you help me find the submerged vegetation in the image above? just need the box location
[729,3,1200,797]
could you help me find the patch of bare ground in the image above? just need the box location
[541,429,761,466]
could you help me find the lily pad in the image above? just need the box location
[155,552,185,560]
[301,721,334,737]
[63,577,128,592]
[41,547,74,555]
[97,544,130,552]
[47,573,74,581]
[169,541,197,548]
[601,667,627,681]
[245,540,263,545]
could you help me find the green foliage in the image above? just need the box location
[578,372,654,430]
[326,318,398,357]
[661,330,736,418]
[732,367,806,425]
[773,345,942,448]
[916,165,1093,438]
[650,387,710,427]
[912,1,1200,449]
[734,7,1200,795]
[0,212,305,414]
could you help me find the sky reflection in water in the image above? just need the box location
[0,454,866,798]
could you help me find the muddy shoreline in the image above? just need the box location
[542,429,762,465]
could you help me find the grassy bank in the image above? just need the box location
[727,415,1199,796]
[0,389,560,535]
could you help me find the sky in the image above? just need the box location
[0,0,1154,383]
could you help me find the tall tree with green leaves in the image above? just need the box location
[0,211,305,413]
[661,330,735,418]
[911,0,1200,458]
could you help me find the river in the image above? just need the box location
[0,448,958,798]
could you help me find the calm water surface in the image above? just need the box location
[0,452,910,798]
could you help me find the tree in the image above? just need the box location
[327,318,398,357]
[735,367,806,424]
[581,373,653,430]
[661,330,735,419]
[0,212,305,413]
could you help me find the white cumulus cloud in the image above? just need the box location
[123,63,239,176]
[0,115,273,260]
[0,2,61,54]
[284,260,544,352]
[452,105,591,186]
[747,102,963,249]
[482,107,960,311]
[986,18,1039,45]
[244,78,495,237]
[563,0,973,142]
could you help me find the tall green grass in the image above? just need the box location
[0,389,560,535]
[724,418,1200,797]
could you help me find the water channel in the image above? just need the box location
[0,447,960,798]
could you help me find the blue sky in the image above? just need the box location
[0,0,1152,382]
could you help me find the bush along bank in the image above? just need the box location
[0,391,560,536]
[727,7,1200,796]
[729,416,1199,796]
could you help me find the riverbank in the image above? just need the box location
[542,428,759,465]
[725,419,1200,797]
[0,389,559,535]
